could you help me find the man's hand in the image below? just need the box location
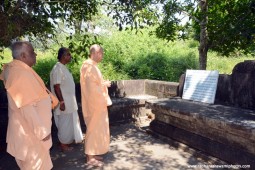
[59,101,65,111]
[54,84,65,111]
[103,80,111,87]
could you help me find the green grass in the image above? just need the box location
[207,51,255,74]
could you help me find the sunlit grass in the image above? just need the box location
[207,51,255,74]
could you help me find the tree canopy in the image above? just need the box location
[109,0,255,69]
[0,0,99,47]
[1,0,255,69]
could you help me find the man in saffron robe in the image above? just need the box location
[80,44,112,167]
[0,41,53,170]
[50,47,83,151]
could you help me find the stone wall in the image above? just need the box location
[145,80,179,98]
[107,79,179,124]
[108,79,146,98]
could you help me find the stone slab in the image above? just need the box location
[146,98,255,138]
[182,70,219,104]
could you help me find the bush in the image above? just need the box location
[125,52,198,82]
[98,28,199,82]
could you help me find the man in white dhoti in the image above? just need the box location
[50,47,83,151]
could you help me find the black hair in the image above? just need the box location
[57,47,68,60]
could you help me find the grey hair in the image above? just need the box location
[10,41,31,59]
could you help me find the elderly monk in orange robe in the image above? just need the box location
[0,41,53,170]
[80,44,112,167]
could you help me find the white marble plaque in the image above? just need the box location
[182,70,219,104]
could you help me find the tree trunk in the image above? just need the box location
[74,20,82,35]
[198,0,208,70]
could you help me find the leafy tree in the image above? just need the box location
[2,0,255,70]
[0,0,99,49]
[108,0,255,69]
[193,0,255,69]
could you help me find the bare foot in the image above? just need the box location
[86,155,103,161]
[60,143,73,151]
[94,155,103,161]
[86,158,104,167]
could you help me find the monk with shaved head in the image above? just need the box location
[0,41,53,169]
[80,44,112,167]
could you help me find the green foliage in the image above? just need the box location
[67,34,99,61]
[1,27,253,85]
[107,0,255,70]
[66,60,83,83]
[0,48,12,68]
[100,63,130,81]
[98,28,199,82]
[0,0,99,47]
[33,53,57,86]
[105,0,159,30]
[193,0,255,56]
[125,52,198,82]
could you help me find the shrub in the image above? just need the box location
[125,52,198,82]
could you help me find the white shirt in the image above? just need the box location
[50,62,78,115]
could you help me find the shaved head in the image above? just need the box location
[89,44,103,56]
[89,44,104,63]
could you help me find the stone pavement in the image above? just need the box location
[0,118,231,170]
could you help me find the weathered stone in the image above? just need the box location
[145,80,179,98]
[107,80,179,124]
[146,98,255,166]
[230,60,255,109]
[214,74,232,105]
[150,120,255,167]
[177,74,185,97]
[155,110,255,154]
[108,80,145,98]
[108,95,157,124]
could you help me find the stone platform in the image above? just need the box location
[146,97,255,168]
